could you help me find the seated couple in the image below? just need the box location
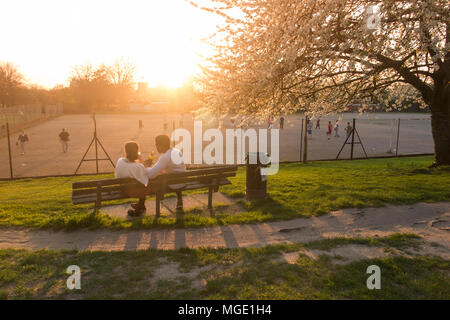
[115,135,186,217]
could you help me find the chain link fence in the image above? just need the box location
[296,116,433,162]
[0,104,63,137]
[0,113,433,180]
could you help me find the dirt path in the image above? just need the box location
[0,202,449,257]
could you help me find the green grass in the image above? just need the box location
[0,156,449,230]
[0,234,448,300]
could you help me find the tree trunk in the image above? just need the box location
[430,99,450,166]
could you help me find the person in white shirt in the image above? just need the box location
[115,137,187,216]
[334,120,340,137]
[115,141,149,216]
[146,135,186,210]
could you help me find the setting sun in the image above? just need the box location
[0,0,217,88]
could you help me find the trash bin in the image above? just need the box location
[246,152,269,201]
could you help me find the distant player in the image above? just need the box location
[17,130,29,155]
[345,122,353,138]
[326,121,332,140]
[307,120,313,139]
[334,120,340,137]
[315,119,320,129]
[267,116,273,129]
[163,115,168,131]
[279,116,285,129]
[59,128,70,153]
[230,118,236,129]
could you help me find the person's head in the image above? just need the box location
[124,141,140,162]
[155,135,171,154]
[62,128,65,132]
[328,121,331,124]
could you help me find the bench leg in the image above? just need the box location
[93,204,101,214]
[156,194,161,218]
[208,187,213,209]
[95,183,102,212]
[156,193,161,218]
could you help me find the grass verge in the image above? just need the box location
[0,234,448,300]
[0,156,449,230]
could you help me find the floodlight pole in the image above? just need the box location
[74,113,115,176]
[94,113,99,174]
[350,118,356,160]
[336,118,368,160]
[302,116,308,163]
[6,122,13,179]
[395,118,401,157]
[299,118,304,161]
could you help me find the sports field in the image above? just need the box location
[0,112,433,179]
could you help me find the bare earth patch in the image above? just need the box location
[276,242,450,266]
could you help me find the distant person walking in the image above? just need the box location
[334,121,340,137]
[17,131,29,155]
[326,121,332,140]
[163,115,168,131]
[315,119,320,129]
[267,116,273,129]
[345,122,353,138]
[59,128,70,153]
[279,116,285,129]
[307,120,313,139]
[230,118,236,129]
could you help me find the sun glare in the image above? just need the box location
[0,0,218,88]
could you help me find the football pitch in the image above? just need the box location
[0,112,433,179]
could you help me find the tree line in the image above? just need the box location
[0,58,199,113]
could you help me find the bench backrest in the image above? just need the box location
[72,166,238,204]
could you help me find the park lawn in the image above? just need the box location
[0,233,448,300]
[0,156,449,230]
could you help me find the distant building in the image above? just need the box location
[137,82,149,92]
[129,102,171,113]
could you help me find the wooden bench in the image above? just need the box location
[72,166,238,216]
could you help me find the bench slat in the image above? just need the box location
[72,191,129,204]
[73,178,137,189]
[72,166,238,189]
[72,178,231,205]
[72,183,145,197]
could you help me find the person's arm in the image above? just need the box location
[145,153,169,179]
[133,164,149,186]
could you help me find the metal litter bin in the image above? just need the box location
[246,152,269,201]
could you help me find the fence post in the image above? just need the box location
[302,117,308,163]
[6,122,13,179]
[395,118,401,157]
[94,114,99,174]
[350,118,356,160]
[299,118,304,161]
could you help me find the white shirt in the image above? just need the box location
[115,157,149,186]
[145,148,186,179]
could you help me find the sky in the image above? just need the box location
[0,0,220,88]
